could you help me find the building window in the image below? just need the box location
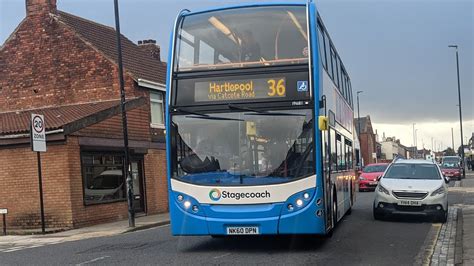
[150,91,164,126]
[82,153,126,205]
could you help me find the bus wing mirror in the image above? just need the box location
[318,116,328,131]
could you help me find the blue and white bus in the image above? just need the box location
[166,1,358,236]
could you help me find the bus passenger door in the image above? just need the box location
[321,126,333,230]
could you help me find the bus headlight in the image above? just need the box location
[282,188,315,215]
[174,192,203,215]
[296,199,304,207]
[183,201,191,209]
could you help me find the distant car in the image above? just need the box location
[358,163,389,192]
[373,159,449,223]
[440,160,462,181]
[441,156,463,179]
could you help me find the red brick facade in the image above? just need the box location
[0,0,168,230]
[355,116,377,166]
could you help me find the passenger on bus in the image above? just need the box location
[240,30,261,62]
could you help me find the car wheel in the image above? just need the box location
[373,206,383,220]
[437,210,448,223]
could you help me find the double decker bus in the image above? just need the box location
[166,1,357,236]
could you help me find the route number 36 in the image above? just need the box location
[267,79,286,97]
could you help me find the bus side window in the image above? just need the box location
[330,129,337,173]
[346,139,353,170]
[336,133,345,171]
[317,23,327,70]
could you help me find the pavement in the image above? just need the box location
[0,212,170,253]
[460,171,474,265]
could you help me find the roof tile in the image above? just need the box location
[56,11,167,85]
[0,100,121,135]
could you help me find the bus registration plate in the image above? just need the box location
[226,226,259,235]
[398,200,421,206]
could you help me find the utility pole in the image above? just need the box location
[114,0,134,227]
[412,123,416,159]
[451,128,455,151]
[448,44,465,179]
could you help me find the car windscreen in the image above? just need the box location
[441,162,460,169]
[363,165,387,173]
[383,164,441,180]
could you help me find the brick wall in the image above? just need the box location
[0,142,74,229]
[0,10,146,112]
[144,149,168,214]
[360,133,376,165]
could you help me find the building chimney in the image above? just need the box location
[26,0,57,16]
[138,39,161,61]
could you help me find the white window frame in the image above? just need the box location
[150,90,165,129]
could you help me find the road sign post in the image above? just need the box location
[0,209,7,235]
[31,114,46,233]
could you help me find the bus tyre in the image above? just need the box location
[332,196,338,228]
[347,184,353,215]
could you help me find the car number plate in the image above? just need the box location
[369,182,378,185]
[226,226,259,235]
[399,200,421,206]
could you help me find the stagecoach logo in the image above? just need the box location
[209,189,221,201]
[209,188,271,201]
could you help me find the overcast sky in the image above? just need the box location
[1,0,473,150]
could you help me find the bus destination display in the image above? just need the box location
[194,77,286,102]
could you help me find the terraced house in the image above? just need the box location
[0,0,168,230]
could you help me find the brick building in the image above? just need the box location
[354,116,377,166]
[0,0,168,230]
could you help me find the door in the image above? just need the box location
[130,158,145,213]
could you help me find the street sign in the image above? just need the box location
[0,209,7,214]
[31,114,46,152]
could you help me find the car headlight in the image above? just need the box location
[359,176,366,180]
[431,186,446,196]
[377,184,390,195]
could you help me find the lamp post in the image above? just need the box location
[114,0,134,227]
[412,123,416,158]
[448,44,465,179]
[415,129,418,158]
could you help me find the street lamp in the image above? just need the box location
[412,123,416,158]
[448,44,465,179]
[114,0,135,227]
[415,129,418,158]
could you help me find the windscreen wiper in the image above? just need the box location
[227,104,306,117]
[175,107,243,121]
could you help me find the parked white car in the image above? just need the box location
[84,170,124,202]
[373,159,449,223]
